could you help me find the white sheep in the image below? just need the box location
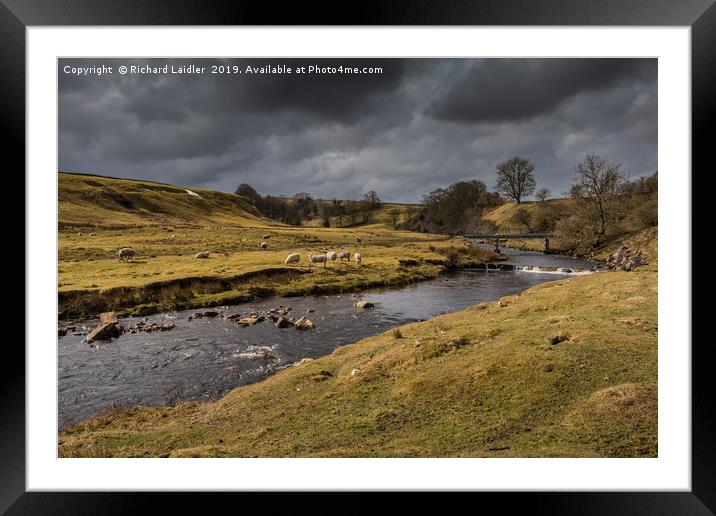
[354,252,362,266]
[308,253,328,267]
[326,251,337,262]
[338,251,350,261]
[116,247,136,262]
[260,242,268,251]
[284,253,300,266]
[262,234,271,239]
[195,251,209,259]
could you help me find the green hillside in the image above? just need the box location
[59,172,274,229]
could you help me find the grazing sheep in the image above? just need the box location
[355,237,362,243]
[89,232,96,237]
[308,253,328,267]
[262,234,271,239]
[284,253,300,266]
[354,252,362,266]
[338,251,350,261]
[195,251,209,259]
[260,242,268,251]
[116,247,136,262]
[327,251,337,262]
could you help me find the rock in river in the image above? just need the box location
[294,317,315,330]
[354,300,375,309]
[275,317,294,328]
[237,315,265,326]
[86,321,122,342]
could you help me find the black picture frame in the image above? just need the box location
[2,0,707,512]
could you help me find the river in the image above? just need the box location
[58,246,598,429]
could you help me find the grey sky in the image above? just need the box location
[58,58,657,203]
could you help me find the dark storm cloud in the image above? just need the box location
[427,59,657,123]
[58,58,657,202]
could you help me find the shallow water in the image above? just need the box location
[58,248,597,429]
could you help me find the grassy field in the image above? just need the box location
[58,174,498,318]
[59,268,657,458]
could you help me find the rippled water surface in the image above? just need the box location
[58,248,597,429]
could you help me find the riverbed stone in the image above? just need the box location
[294,317,315,330]
[86,321,122,342]
[275,317,293,328]
[354,300,375,309]
[237,315,265,326]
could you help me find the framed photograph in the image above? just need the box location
[4,0,709,511]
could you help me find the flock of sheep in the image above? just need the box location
[286,251,361,267]
[114,232,363,267]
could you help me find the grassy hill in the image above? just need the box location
[59,268,657,458]
[483,199,574,233]
[59,172,274,229]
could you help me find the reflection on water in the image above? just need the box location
[58,248,596,429]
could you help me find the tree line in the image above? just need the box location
[234,184,383,227]
[234,152,657,255]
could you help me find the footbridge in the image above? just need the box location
[465,232,555,253]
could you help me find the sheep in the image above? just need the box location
[195,251,209,259]
[355,237,362,243]
[354,252,362,266]
[89,232,96,237]
[326,251,337,262]
[116,247,136,262]
[284,253,300,266]
[262,234,271,239]
[260,242,268,251]
[338,251,350,261]
[307,253,328,267]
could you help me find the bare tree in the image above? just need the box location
[572,153,625,237]
[387,208,402,228]
[535,187,550,202]
[332,199,345,227]
[495,157,536,204]
[364,190,382,207]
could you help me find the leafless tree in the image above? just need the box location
[572,153,625,237]
[495,156,536,204]
[535,187,550,202]
[387,208,402,228]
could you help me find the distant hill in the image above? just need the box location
[59,172,278,229]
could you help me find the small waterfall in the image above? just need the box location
[512,265,596,275]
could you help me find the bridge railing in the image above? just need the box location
[465,233,554,239]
